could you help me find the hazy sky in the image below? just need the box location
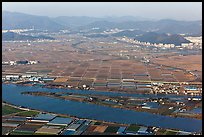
[2,2,202,21]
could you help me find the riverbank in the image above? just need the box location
[21,91,202,120]
[3,101,199,135]
[3,101,127,127]
[2,83,202,132]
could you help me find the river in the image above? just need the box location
[2,84,202,132]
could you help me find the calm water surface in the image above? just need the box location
[2,84,202,132]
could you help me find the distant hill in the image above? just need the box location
[2,11,65,31]
[112,30,145,37]
[85,33,110,38]
[79,21,117,30]
[53,16,102,28]
[2,11,202,35]
[135,32,191,46]
[80,20,202,35]
[53,16,149,28]
[2,31,55,41]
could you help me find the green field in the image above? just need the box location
[94,122,102,125]
[104,126,119,133]
[16,110,40,117]
[165,130,178,135]
[34,132,53,135]
[156,129,166,135]
[126,124,140,132]
[2,104,24,115]
[9,130,34,135]
[2,127,15,135]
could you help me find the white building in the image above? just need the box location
[5,75,20,80]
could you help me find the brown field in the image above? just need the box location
[152,55,202,72]
[93,125,108,133]
[61,96,85,102]
[85,125,97,132]
[2,39,202,90]
[53,77,69,83]
[35,125,62,135]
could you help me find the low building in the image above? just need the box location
[42,77,55,82]
[29,77,41,82]
[137,126,148,134]
[117,127,126,134]
[16,60,29,65]
[5,75,20,80]
[9,61,17,65]
[22,74,32,78]
[2,123,19,128]
[178,131,191,135]
[61,130,75,135]
[28,61,39,64]
[31,113,56,122]
[67,124,81,131]
[47,117,73,126]
[35,125,63,135]
[74,119,86,124]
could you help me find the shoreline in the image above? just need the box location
[20,91,202,120]
[3,101,197,134]
[3,81,200,97]
[2,83,202,133]
[3,82,202,120]
[2,101,129,127]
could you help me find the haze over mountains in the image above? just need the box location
[2,11,202,36]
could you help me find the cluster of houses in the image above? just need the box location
[118,37,202,50]
[2,60,39,66]
[2,72,55,83]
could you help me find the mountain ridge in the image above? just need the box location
[2,11,202,36]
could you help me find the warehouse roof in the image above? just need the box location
[48,117,72,126]
[33,113,56,121]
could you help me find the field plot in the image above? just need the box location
[147,67,163,81]
[84,71,97,78]
[134,75,150,81]
[2,38,202,93]
[16,110,40,117]
[9,130,35,135]
[109,73,121,79]
[104,126,120,133]
[173,71,195,82]
[152,55,202,72]
[53,77,69,83]
[15,122,44,133]
[93,125,108,133]
[161,74,177,82]
[192,71,202,82]
[35,125,63,135]
[107,79,121,88]
[85,125,97,132]
[2,104,24,116]
[71,68,87,77]
[93,80,107,86]
[125,124,140,133]
[96,73,109,79]
[2,127,15,135]
[78,79,94,87]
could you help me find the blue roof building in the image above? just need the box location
[117,127,126,134]
[47,117,73,126]
[32,113,56,122]
[61,130,75,135]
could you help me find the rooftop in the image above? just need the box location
[47,117,73,126]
